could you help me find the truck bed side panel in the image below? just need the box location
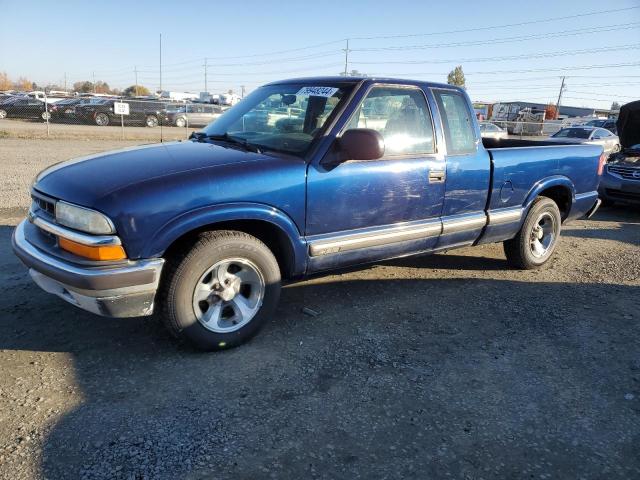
[479,144,601,244]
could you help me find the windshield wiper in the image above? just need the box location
[204,133,262,153]
[189,131,208,142]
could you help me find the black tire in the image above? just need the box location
[145,115,158,128]
[95,113,110,126]
[159,230,281,351]
[503,197,561,269]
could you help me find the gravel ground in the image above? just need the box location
[0,139,639,479]
[0,138,148,219]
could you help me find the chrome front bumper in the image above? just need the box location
[12,219,164,318]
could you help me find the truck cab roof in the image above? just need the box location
[264,76,458,91]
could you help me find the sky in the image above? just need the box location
[0,0,639,109]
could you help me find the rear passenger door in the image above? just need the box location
[431,88,491,248]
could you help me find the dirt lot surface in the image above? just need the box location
[0,139,639,479]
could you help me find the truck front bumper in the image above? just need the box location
[12,220,164,318]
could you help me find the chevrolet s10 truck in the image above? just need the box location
[13,77,605,350]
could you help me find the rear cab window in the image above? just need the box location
[432,89,476,155]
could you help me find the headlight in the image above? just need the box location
[55,201,115,234]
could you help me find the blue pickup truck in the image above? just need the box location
[13,77,605,350]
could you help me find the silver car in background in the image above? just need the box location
[549,126,621,154]
[479,122,508,140]
[167,104,224,128]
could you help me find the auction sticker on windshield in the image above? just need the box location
[296,86,339,97]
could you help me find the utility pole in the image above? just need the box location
[134,66,139,96]
[204,58,208,93]
[556,76,566,113]
[159,33,163,142]
[342,39,350,76]
[92,71,96,93]
[63,72,67,92]
[241,85,245,98]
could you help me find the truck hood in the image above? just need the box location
[34,141,272,205]
[617,100,640,149]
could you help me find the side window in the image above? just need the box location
[433,89,476,155]
[345,86,435,155]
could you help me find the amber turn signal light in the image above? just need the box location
[58,237,127,261]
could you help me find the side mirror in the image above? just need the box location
[339,128,385,161]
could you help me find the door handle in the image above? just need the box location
[428,170,446,183]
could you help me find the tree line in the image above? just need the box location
[0,72,150,97]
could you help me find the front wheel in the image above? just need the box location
[145,115,158,128]
[503,197,561,269]
[95,113,110,126]
[41,111,51,120]
[0,109,6,119]
[160,230,281,351]
[175,116,186,128]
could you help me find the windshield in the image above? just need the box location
[553,128,591,139]
[202,83,352,155]
[585,120,605,127]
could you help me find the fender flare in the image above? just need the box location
[522,175,576,214]
[144,202,307,275]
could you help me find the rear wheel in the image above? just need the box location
[95,113,110,126]
[145,115,159,128]
[175,116,186,128]
[41,111,51,120]
[160,230,281,351]
[0,109,7,119]
[504,197,561,269]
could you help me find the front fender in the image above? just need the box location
[144,202,307,275]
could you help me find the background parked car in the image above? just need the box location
[75,99,168,127]
[0,97,50,120]
[548,126,621,154]
[479,122,508,140]
[166,103,223,127]
[599,100,640,206]
[583,118,618,134]
[48,98,86,122]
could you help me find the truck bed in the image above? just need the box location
[482,138,565,149]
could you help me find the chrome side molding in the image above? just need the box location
[309,219,442,257]
[487,207,523,226]
[441,213,487,235]
[308,207,524,257]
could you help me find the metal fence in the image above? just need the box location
[0,92,230,142]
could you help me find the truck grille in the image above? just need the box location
[31,193,56,217]
[607,164,640,180]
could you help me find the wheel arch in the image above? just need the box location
[146,203,307,279]
[523,176,575,221]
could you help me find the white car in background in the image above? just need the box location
[548,126,621,154]
[479,122,508,140]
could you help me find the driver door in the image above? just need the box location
[305,85,446,271]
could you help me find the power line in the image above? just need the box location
[351,22,639,52]
[374,61,640,77]
[352,44,640,65]
[349,5,640,40]
[71,6,639,75]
